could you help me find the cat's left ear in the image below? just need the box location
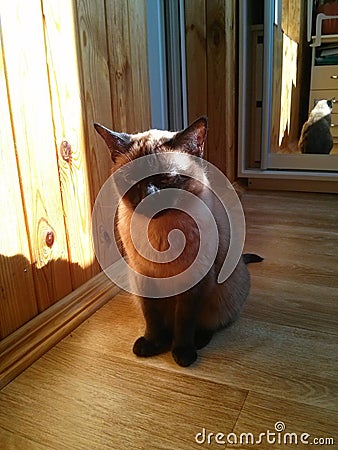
[94,123,131,161]
[172,116,208,157]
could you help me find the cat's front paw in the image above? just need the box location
[172,346,197,367]
[133,336,168,357]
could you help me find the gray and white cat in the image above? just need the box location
[298,99,334,154]
[95,118,262,366]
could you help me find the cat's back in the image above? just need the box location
[299,116,332,154]
[299,100,333,154]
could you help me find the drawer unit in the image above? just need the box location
[330,113,338,142]
[309,90,338,112]
[309,40,338,147]
[311,65,338,90]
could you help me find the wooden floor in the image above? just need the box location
[0,191,337,449]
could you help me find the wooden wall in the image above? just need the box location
[185,0,237,182]
[1,0,237,340]
[0,0,151,339]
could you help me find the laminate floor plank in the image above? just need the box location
[60,294,338,410]
[229,391,337,449]
[0,343,246,450]
[244,275,338,334]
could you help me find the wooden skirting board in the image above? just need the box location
[0,272,119,389]
[248,178,338,193]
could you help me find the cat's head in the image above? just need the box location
[327,98,335,110]
[313,98,335,114]
[94,118,208,214]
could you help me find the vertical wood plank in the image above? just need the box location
[42,0,96,288]
[74,0,114,278]
[282,0,300,42]
[223,0,237,182]
[185,0,237,181]
[271,27,283,152]
[128,0,152,132]
[0,31,38,338]
[184,0,207,123]
[206,0,227,175]
[75,0,113,203]
[105,0,135,133]
[0,0,72,311]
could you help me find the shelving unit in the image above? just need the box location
[309,6,338,149]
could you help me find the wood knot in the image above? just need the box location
[45,231,55,248]
[60,140,72,162]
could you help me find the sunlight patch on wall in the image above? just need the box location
[42,0,95,273]
[279,33,298,146]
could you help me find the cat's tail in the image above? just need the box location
[243,253,264,264]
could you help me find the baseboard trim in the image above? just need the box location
[0,272,119,389]
[248,178,338,193]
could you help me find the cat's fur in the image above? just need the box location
[298,99,334,154]
[95,118,258,367]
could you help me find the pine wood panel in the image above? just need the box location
[206,0,226,175]
[0,0,152,339]
[282,0,300,42]
[0,0,72,311]
[185,0,237,181]
[223,0,237,182]
[128,0,152,132]
[0,37,38,339]
[184,0,207,123]
[105,0,135,133]
[42,0,95,288]
[75,0,113,202]
[105,0,151,134]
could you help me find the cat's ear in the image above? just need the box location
[327,98,335,109]
[172,117,208,157]
[94,123,131,160]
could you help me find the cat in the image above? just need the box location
[298,99,334,154]
[94,117,262,367]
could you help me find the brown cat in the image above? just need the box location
[94,117,261,366]
[298,99,334,154]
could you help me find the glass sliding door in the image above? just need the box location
[264,0,338,171]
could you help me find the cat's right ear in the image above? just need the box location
[172,116,208,157]
[327,97,335,109]
[94,123,131,161]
